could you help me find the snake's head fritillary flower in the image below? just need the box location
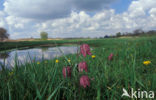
[80,44,92,57]
[62,66,71,78]
[108,53,114,61]
[80,75,90,88]
[78,61,88,72]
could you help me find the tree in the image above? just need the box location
[116,32,121,37]
[133,29,144,36]
[40,32,48,40]
[0,27,9,41]
[104,35,109,38]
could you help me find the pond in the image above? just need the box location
[0,45,79,69]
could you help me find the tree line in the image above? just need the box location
[115,29,156,37]
[0,27,156,41]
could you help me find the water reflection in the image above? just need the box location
[0,46,78,69]
[0,52,10,59]
[41,47,49,52]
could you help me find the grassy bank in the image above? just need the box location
[0,36,156,99]
[0,38,97,51]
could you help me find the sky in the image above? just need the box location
[0,0,156,39]
[111,0,132,13]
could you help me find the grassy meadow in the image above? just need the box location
[0,36,156,100]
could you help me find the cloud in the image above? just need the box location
[4,0,72,20]
[0,11,6,27]
[149,8,156,18]
[128,0,156,17]
[0,0,156,39]
[35,10,133,38]
[5,16,34,29]
[73,0,116,11]
[129,0,156,11]
[3,0,116,20]
[126,0,156,30]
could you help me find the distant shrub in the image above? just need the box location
[104,35,109,38]
[116,32,121,37]
[40,32,48,40]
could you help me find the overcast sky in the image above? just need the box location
[0,0,156,39]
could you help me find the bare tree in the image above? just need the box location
[0,27,9,41]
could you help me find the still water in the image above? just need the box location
[0,46,79,69]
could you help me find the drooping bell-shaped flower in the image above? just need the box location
[108,53,114,61]
[80,44,92,57]
[80,75,90,88]
[62,66,71,78]
[78,61,88,72]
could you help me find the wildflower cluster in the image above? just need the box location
[61,44,91,88]
[61,44,114,88]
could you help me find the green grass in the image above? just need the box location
[0,36,156,100]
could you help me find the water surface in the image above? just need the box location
[0,46,79,69]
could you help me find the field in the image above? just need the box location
[0,36,156,100]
